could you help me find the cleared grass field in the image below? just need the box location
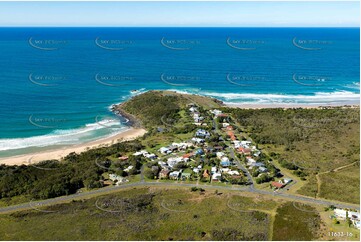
[272,202,321,241]
[318,163,360,204]
[0,187,272,241]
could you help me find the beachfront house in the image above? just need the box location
[210,109,222,117]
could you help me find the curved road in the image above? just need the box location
[0,179,359,215]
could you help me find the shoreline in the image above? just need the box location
[225,102,360,109]
[0,128,147,166]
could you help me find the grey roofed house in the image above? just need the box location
[258,167,268,173]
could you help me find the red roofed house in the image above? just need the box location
[271,181,285,189]
[227,131,237,141]
[118,156,129,161]
[182,153,194,159]
[239,147,251,155]
[217,113,228,117]
[226,126,233,131]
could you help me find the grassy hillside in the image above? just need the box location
[0,188,273,241]
[115,91,223,128]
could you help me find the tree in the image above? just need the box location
[346,211,353,227]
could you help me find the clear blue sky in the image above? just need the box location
[0,1,359,27]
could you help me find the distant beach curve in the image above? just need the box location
[0,128,147,166]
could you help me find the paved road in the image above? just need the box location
[0,179,359,214]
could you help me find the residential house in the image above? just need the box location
[210,109,222,116]
[195,129,210,138]
[220,157,231,167]
[118,156,129,161]
[203,169,210,178]
[212,172,222,181]
[169,171,181,180]
[271,181,284,189]
[222,122,230,128]
[259,167,268,173]
[191,137,205,144]
[227,131,237,141]
[239,147,252,155]
[226,126,234,131]
[159,147,171,154]
[181,172,191,180]
[124,165,133,172]
[159,169,170,179]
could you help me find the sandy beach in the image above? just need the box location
[0,128,147,166]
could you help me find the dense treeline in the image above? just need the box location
[0,141,143,200]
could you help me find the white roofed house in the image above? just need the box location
[334,209,360,222]
[189,107,198,113]
[195,129,210,138]
[133,150,148,156]
[222,122,230,128]
[169,171,181,180]
[191,137,205,144]
[210,109,222,117]
[212,172,222,181]
[145,153,157,159]
[216,152,225,158]
[159,147,171,154]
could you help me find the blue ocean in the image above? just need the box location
[0,27,359,157]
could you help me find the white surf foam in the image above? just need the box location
[0,119,126,151]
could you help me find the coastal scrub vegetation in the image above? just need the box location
[226,107,360,203]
